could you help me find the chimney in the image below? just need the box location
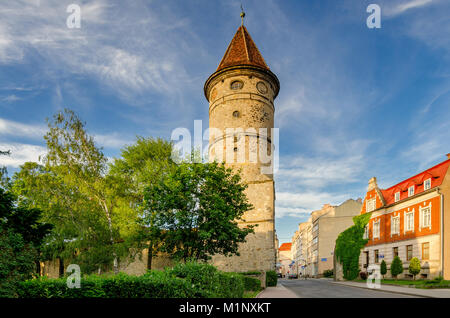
[447,153,450,160]
[368,177,378,191]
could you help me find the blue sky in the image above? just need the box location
[0,0,449,244]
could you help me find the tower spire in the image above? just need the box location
[240,4,245,26]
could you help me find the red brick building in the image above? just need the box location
[359,154,450,279]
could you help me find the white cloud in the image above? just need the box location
[0,118,47,139]
[385,0,433,16]
[0,143,47,168]
[0,0,198,104]
[275,191,350,219]
[2,95,22,102]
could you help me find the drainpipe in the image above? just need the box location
[438,188,444,278]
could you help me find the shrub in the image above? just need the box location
[380,260,387,278]
[242,276,261,291]
[323,269,334,278]
[17,272,203,298]
[266,270,277,287]
[359,271,368,280]
[391,256,403,279]
[240,271,261,276]
[168,261,244,298]
[408,257,421,280]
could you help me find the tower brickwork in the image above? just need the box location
[204,24,280,272]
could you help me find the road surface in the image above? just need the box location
[279,278,418,298]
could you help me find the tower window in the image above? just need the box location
[233,147,238,152]
[230,80,243,90]
[233,111,240,118]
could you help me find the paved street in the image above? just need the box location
[278,279,418,298]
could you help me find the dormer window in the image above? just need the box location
[408,186,415,197]
[424,178,431,191]
[395,192,400,202]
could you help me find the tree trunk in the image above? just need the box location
[147,243,153,270]
[36,260,41,277]
[59,258,64,278]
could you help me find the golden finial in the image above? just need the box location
[240,4,245,26]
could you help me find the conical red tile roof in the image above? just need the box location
[216,25,270,72]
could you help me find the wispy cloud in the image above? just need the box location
[384,0,433,16]
[0,142,47,168]
[0,118,46,139]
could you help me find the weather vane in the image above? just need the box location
[240,4,245,26]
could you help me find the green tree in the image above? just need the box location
[0,187,43,297]
[10,162,114,274]
[335,213,371,280]
[380,259,387,279]
[391,256,403,279]
[108,137,175,269]
[42,109,133,273]
[144,161,254,262]
[409,257,421,280]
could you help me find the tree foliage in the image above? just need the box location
[391,256,403,279]
[108,137,175,269]
[335,213,371,280]
[409,257,421,280]
[144,161,254,262]
[380,259,387,278]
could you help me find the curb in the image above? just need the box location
[330,281,432,298]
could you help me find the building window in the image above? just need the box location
[312,237,318,245]
[424,178,432,191]
[373,220,380,239]
[406,245,413,261]
[395,192,400,202]
[374,250,379,263]
[366,198,376,212]
[422,242,430,260]
[232,111,240,118]
[420,205,431,230]
[230,80,243,90]
[363,225,369,239]
[393,247,399,258]
[391,215,400,236]
[408,186,415,197]
[405,211,414,232]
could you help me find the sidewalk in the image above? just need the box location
[332,280,450,298]
[256,283,298,298]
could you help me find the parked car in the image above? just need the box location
[277,272,282,278]
[288,273,298,279]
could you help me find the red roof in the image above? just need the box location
[279,243,292,251]
[216,25,269,72]
[380,159,450,206]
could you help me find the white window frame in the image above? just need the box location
[408,186,415,197]
[366,198,376,212]
[394,192,400,202]
[373,220,380,240]
[363,225,369,239]
[404,210,415,233]
[391,215,400,236]
[424,178,432,191]
[419,203,432,230]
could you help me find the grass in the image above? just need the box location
[350,277,450,289]
[243,290,262,298]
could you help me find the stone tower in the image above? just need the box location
[204,21,280,272]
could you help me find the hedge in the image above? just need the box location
[266,270,277,287]
[17,262,244,298]
[242,276,261,291]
